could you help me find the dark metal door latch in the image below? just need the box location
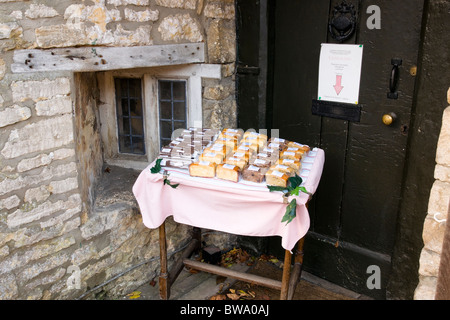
[388,58,402,99]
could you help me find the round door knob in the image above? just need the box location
[382,112,397,126]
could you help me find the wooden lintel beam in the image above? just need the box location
[11,43,205,73]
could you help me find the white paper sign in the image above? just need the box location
[317,43,363,105]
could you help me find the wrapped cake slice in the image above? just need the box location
[216,163,240,182]
[249,157,271,168]
[287,141,310,153]
[276,158,301,171]
[270,163,295,177]
[265,169,289,188]
[242,164,268,183]
[280,150,302,162]
[225,156,247,170]
[199,152,224,164]
[189,161,216,178]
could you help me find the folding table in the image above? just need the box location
[132,148,324,300]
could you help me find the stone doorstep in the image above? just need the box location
[120,262,252,300]
[119,261,371,300]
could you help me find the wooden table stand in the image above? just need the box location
[158,222,305,300]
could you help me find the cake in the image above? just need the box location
[241,164,268,183]
[216,163,240,182]
[276,158,301,171]
[160,158,191,169]
[249,157,271,168]
[238,141,259,153]
[265,169,289,188]
[189,161,216,178]
[280,150,302,162]
[270,163,295,176]
[215,137,239,149]
[255,152,279,165]
[243,131,268,141]
[266,141,287,151]
[203,143,229,157]
[199,152,224,164]
[287,141,310,153]
[225,156,248,169]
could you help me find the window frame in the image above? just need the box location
[114,77,146,155]
[157,79,188,148]
[98,64,221,170]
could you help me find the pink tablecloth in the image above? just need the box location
[132,148,325,252]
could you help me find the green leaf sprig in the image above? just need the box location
[267,174,308,225]
[150,159,179,189]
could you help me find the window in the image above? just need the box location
[158,80,187,148]
[98,64,221,170]
[115,78,145,155]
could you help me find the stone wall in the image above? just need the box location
[414,88,450,299]
[0,0,237,300]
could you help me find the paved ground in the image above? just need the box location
[119,257,371,301]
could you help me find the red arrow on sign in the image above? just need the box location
[334,75,344,95]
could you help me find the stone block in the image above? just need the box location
[0,236,75,276]
[35,24,90,48]
[1,114,74,159]
[0,195,20,210]
[17,153,54,173]
[158,14,203,42]
[436,107,450,166]
[48,177,79,195]
[7,193,81,228]
[0,22,20,39]
[25,4,59,19]
[435,164,450,183]
[427,180,450,220]
[0,274,18,300]
[35,96,73,117]
[124,8,159,22]
[11,78,71,103]
[0,58,5,81]
[155,0,196,9]
[206,19,235,64]
[414,276,437,300]
[418,247,442,276]
[17,252,70,285]
[204,1,235,19]
[24,185,51,203]
[0,105,31,128]
[203,84,233,100]
[0,162,77,197]
[108,0,150,5]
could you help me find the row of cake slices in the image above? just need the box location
[158,128,220,168]
[188,128,311,187]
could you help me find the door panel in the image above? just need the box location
[268,0,424,298]
[341,0,424,253]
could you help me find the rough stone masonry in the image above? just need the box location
[0,0,237,300]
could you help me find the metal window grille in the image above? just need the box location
[115,78,146,155]
[158,80,187,147]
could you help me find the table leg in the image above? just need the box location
[287,237,305,300]
[159,222,169,300]
[280,249,292,300]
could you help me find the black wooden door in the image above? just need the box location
[266,0,425,299]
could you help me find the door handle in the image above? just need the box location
[382,112,397,126]
[387,58,402,99]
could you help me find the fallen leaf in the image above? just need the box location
[269,258,279,264]
[127,291,141,299]
[210,294,227,300]
[226,293,240,300]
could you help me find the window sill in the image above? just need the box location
[104,157,150,171]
